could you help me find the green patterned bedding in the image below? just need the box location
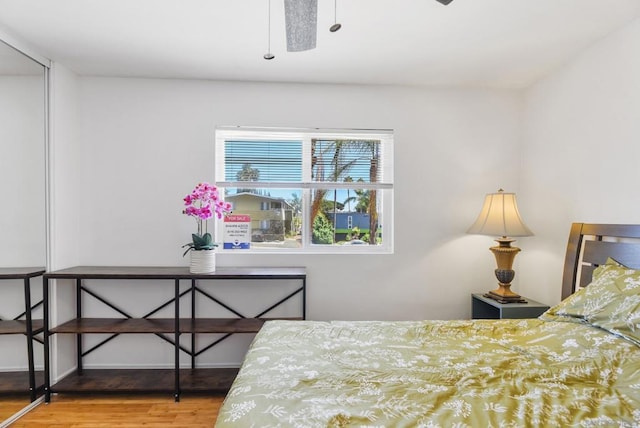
[216,319,640,427]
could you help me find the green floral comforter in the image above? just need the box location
[216,319,640,427]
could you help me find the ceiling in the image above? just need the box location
[1,0,639,88]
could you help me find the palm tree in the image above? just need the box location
[344,176,354,211]
[310,139,375,223]
[354,184,369,213]
[287,192,302,234]
[343,195,357,211]
[236,163,260,193]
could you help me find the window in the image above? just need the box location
[215,127,394,253]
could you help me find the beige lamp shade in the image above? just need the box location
[467,190,533,238]
[468,189,533,303]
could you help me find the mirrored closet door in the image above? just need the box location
[0,38,48,424]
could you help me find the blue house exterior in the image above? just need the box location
[326,212,370,241]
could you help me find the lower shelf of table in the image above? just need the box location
[50,317,302,334]
[0,319,44,334]
[51,368,239,394]
[0,370,45,395]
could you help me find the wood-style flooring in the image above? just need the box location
[0,397,31,424]
[8,394,226,427]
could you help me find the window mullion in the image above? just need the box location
[301,188,311,248]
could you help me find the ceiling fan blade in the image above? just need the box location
[284,0,318,52]
[435,0,454,4]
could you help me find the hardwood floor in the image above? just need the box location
[0,397,31,424]
[8,394,226,427]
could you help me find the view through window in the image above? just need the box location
[215,127,393,253]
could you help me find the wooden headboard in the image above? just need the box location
[561,223,640,299]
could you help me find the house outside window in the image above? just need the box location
[215,127,394,253]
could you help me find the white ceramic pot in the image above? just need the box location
[189,249,216,273]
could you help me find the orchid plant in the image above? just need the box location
[182,182,232,256]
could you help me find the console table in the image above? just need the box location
[0,267,45,401]
[43,266,306,401]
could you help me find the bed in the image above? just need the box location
[215,223,640,427]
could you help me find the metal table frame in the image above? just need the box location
[43,266,306,401]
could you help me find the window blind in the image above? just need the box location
[215,127,393,190]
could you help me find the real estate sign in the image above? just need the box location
[223,214,251,249]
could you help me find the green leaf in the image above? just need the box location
[201,233,213,246]
[189,233,216,251]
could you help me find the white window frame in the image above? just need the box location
[215,126,394,254]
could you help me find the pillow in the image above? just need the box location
[540,258,640,346]
[541,258,626,319]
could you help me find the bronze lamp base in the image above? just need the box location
[484,237,527,304]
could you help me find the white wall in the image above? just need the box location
[76,79,521,315]
[520,17,640,305]
[49,62,81,378]
[53,77,522,367]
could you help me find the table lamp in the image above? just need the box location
[467,189,533,303]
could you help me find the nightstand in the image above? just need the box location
[471,293,550,319]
